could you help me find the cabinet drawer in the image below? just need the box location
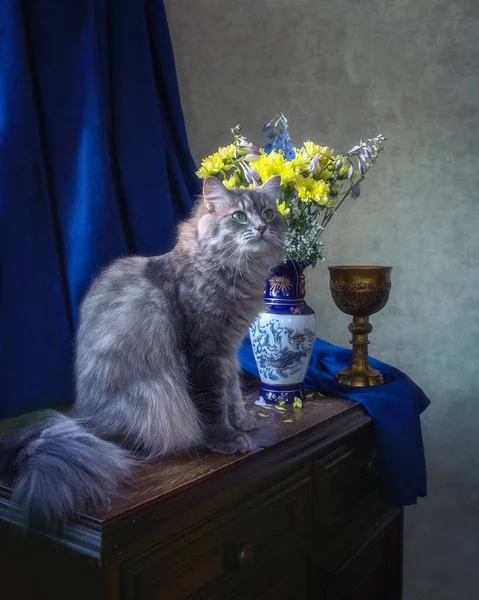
[198,558,308,600]
[121,469,311,600]
[313,427,379,537]
[250,559,308,600]
[311,511,403,600]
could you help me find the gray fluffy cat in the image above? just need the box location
[0,175,285,529]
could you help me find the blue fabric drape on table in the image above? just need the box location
[239,337,430,506]
[0,0,198,418]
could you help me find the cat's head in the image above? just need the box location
[193,175,285,267]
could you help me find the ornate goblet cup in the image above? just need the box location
[328,266,393,387]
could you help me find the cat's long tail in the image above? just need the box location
[0,413,134,530]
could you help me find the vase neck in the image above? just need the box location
[264,260,309,301]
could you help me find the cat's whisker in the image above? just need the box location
[291,260,300,284]
[215,241,241,269]
[267,233,287,254]
[269,234,286,245]
[232,255,241,300]
[246,252,260,265]
[223,245,247,299]
[267,231,286,245]
[222,244,243,272]
[216,240,238,263]
[234,254,244,286]
[232,252,252,292]
[219,240,237,256]
[244,253,255,280]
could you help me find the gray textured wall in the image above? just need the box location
[164,1,479,597]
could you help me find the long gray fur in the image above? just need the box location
[0,176,285,529]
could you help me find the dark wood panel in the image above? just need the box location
[311,510,403,600]
[250,560,308,600]
[0,525,109,600]
[313,427,380,537]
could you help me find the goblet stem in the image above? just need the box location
[336,315,384,387]
[350,316,372,374]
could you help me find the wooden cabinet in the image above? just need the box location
[0,391,403,599]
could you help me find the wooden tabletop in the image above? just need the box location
[0,388,370,557]
[89,390,360,521]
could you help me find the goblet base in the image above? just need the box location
[335,365,384,387]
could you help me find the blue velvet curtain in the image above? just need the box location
[0,0,198,419]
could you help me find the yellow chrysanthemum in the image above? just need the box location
[320,145,334,158]
[316,168,334,181]
[303,141,322,158]
[223,174,239,189]
[294,176,332,206]
[290,151,311,173]
[276,200,291,215]
[277,165,296,184]
[253,152,283,179]
[303,141,335,164]
[254,152,296,184]
[217,144,236,160]
[196,153,225,178]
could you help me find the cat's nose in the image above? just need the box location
[255,225,267,235]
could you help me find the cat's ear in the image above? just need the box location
[203,176,228,212]
[260,175,282,203]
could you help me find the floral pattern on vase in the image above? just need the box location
[249,260,316,404]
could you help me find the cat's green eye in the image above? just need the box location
[232,211,247,223]
[263,209,274,221]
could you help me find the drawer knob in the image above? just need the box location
[237,543,254,568]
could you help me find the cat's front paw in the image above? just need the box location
[233,412,258,432]
[205,431,254,455]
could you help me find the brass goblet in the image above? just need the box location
[328,266,393,387]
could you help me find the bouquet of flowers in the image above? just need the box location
[196,114,385,266]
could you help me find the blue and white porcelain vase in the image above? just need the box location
[249,260,316,404]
